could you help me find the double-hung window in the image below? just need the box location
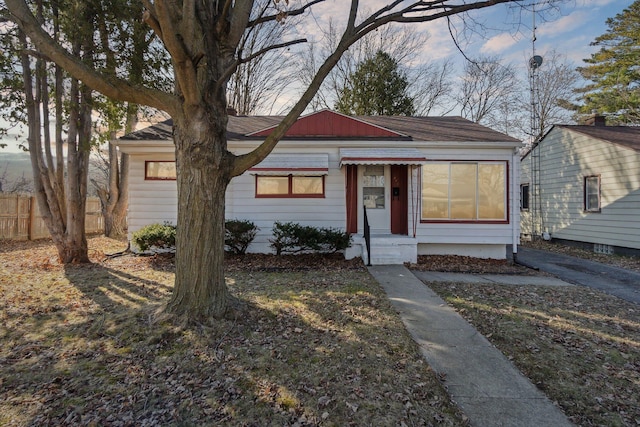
[421,161,507,222]
[584,175,601,212]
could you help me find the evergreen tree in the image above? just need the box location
[577,1,640,124]
[335,50,415,116]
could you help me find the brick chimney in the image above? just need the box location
[584,113,606,126]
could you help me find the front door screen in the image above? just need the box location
[363,165,385,209]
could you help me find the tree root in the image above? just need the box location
[103,242,132,260]
[155,294,250,328]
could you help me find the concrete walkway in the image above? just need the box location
[517,247,640,304]
[368,265,573,427]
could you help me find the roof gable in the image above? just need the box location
[246,109,407,138]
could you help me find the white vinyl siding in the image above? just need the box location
[125,142,520,258]
[127,154,178,234]
[521,127,640,249]
[226,148,345,253]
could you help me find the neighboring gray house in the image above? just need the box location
[520,117,640,255]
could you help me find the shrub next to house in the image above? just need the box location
[270,221,351,255]
[225,219,259,255]
[132,222,177,251]
[133,220,260,254]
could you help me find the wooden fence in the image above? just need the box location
[0,193,104,241]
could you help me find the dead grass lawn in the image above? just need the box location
[428,281,640,427]
[0,237,464,426]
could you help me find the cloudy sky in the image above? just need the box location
[0,0,634,153]
[301,0,633,77]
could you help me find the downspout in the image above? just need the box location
[410,165,417,238]
[512,151,519,263]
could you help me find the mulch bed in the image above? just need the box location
[408,255,539,275]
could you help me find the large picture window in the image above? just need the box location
[421,161,507,222]
[145,161,176,180]
[584,175,601,212]
[256,175,324,198]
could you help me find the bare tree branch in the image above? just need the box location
[219,38,306,89]
[154,0,201,105]
[228,0,255,51]
[233,0,519,174]
[248,0,326,27]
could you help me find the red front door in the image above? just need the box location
[390,165,408,235]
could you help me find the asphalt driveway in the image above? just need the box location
[516,247,640,304]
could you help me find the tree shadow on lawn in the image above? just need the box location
[63,263,174,312]
[2,262,463,426]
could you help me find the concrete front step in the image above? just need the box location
[346,235,418,265]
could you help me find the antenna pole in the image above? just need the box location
[528,3,544,239]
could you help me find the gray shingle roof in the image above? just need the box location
[119,114,520,143]
[558,125,640,152]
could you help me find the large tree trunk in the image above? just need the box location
[165,107,235,320]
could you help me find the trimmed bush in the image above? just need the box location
[270,221,351,255]
[318,227,352,254]
[225,219,259,255]
[132,222,176,251]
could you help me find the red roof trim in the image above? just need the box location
[249,167,328,171]
[246,109,406,138]
[341,157,427,162]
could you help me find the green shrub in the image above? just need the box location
[132,222,176,251]
[225,219,259,255]
[269,221,351,255]
[318,227,352,254]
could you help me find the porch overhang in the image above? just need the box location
[339,148,427,166]
[249,153,329,176]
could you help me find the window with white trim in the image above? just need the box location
[584,175,601,212]
[421,161,507,221]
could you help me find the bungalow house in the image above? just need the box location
[117,109,522,264]
[520,117,640,256]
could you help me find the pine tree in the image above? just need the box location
[577,1,640,124]
[335,50,415,116]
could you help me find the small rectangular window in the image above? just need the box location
[584,175,601,212]
[256,175,325,198]
[520,184,530,210]
[145,161,176,180]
